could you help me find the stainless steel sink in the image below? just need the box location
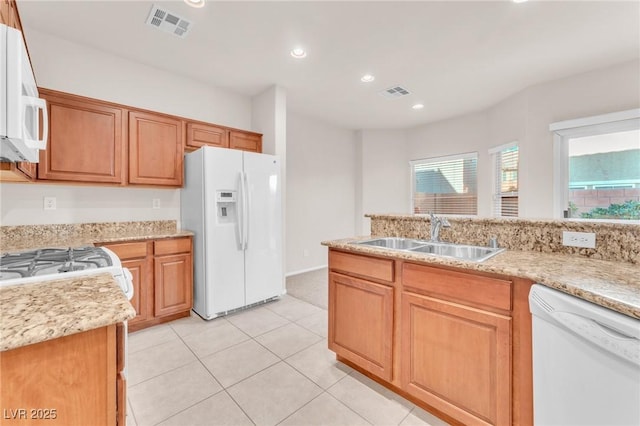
[409,242,504,262]
[352,237,505,262]
[355,237,427,250]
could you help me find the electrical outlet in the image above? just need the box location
[152,199,161,209]
[43,197,56,210]
[303,249,309,257]
[562,231,596,249]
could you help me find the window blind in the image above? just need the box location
[411,152,478,215]
[491,143,519,217]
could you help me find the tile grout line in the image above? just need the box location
[221,389,258,426]
[142,322,236,426]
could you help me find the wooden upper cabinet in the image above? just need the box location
[38,90,126,184]
[185,122,229,151]
[0,0,11,26]
[0,162,36,182]
[1,0,20,30]
[229,130,262,153]
[129,111,184,186]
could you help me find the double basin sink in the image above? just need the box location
[351,237,505,262]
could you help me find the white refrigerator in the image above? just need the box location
[181,146,283,319]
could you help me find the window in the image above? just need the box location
[410,152,478,215]
[490,142,519,217]
[551,109,640,221]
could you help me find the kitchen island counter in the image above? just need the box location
[0,272,135,351]
[323,237,640,319]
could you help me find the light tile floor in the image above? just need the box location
[127,276,450,426]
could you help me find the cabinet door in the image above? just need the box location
[38,91,125,183]
[129,111,184,186]
[154,253,193,317]
[186,122,229,150]
[1,0,19,29]
[401,292,511,426]
[328,272,394,381]
[17,161,36,179]
[116,323,126,426]
[121,258,152,327]
[98,241,152,328]
[229,130,262,153]
[0,0,10,26]
[0,325,117,425]
[0,162,35,182]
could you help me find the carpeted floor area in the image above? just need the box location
[286,268,328,310]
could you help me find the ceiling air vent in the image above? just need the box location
[145,4,193,38]
[378,85,411,99]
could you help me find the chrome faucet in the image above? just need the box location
[429,213,451,242]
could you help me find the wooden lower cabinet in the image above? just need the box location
[328,272,394,381]
[100,241,153,328]
[0,324,125,426]
[99,237,193,332]
[401,292,511,425]
[327,248,533,426]
[154,252,192,317]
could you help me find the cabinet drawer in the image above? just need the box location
[154,238,191,256]
[229,131,262,153]
[103,241,148,260]
[186,122,228,150]
[402,263,512,311]
[329,250,394,283]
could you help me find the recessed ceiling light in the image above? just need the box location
[361,74,375,83]
[412,103,425,110]
[184,0,205,8]
[512,0,528,3]
[290,48,307,59]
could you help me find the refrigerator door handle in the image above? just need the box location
[243,171,250,249]
[237,170,245,250]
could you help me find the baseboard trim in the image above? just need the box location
[285,264,328,277]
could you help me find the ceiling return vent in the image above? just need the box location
[145,4,193,38]
[378,85,411,99]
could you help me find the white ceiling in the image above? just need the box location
[18,1,640,130]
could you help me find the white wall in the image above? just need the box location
[364,59,640,221]
[286,112,357,274]
[0,29,253,226]
[0,184,179,225]
[25,28,252,128]
[358,130,409,234]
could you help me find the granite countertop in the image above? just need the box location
[1,229,194,254]
[0,272,136,351]
[323,237,640,319]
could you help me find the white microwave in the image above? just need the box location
[0,23,47,163]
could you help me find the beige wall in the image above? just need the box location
[520,59,640,218]
[357,130,409,234]
[400,59,640,220]
[286,112,357,274]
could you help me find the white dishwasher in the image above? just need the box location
[529,284,640,426]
